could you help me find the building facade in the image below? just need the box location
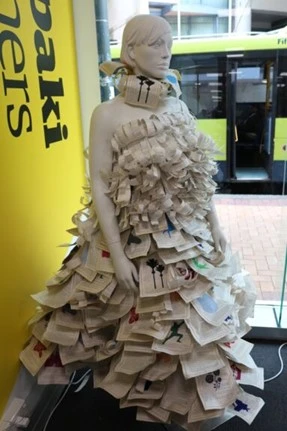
[108,0,287,43]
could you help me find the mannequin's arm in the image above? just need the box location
[206,198,227,252]
[89,104,138,290]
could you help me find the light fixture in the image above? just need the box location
[208,82,223,86]
[206,73,222,77]
[227,53,244,58]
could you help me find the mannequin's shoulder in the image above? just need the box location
[91,97,119,122]
[91,96,130,130]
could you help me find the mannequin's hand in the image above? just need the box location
[112,254,139,291]
[211,225,227,253]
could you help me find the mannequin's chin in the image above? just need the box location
[136,70,167,80]
[150,71,167,80]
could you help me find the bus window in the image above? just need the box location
[277,52,287,118]
[171,53,227,118]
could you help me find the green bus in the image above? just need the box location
[111,32,287,193]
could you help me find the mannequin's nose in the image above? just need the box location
[161,44,171,59]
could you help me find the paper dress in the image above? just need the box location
[20,108,264,429]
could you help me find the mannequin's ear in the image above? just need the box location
[127,45,135,61]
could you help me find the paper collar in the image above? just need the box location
[100,61,182,109]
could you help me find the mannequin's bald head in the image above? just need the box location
[120,15,172,68]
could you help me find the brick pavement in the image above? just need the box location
[214,195,287,301]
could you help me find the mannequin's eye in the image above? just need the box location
[151,39,163,48]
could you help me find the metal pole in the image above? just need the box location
[94,0,111,102]
[278,246,287,326]
[282,159,287,195]
[228,0,232,33]
[177,0,181,40]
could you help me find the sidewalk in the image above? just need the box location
[214,195,287,301]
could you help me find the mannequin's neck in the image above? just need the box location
[132,68,166,82]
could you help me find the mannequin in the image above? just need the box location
[90,15,226,291]
[20,15,263,430]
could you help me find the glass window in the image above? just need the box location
[218,17,228,33]
[202,0,228,7]
[181,16,192,36]
[167,16,178,38]
[171,53,227,118]
[190,16,215,35]
[181,0,201,5]
[181,0,228,6]
[166,15,228,37]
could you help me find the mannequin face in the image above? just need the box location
[130,31,172,79]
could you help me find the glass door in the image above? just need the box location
[226,53,275,185]
[274,50,287,195]
[273,50,287,327]
[224,51,287,332]
[173,49,287,330]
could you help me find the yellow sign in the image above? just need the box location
[0,0,85,416]
[0,0,75,146]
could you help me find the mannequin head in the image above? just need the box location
[120,15,172,79]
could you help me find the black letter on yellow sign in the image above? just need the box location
[2,72,30,102]
[30,0,51,31]
[7,104,32,137]
[39,76,63,121]
[0,0,20,27]
[0,30,25,73]
[34,29,55,73]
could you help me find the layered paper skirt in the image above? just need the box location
[20,207,264,429]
